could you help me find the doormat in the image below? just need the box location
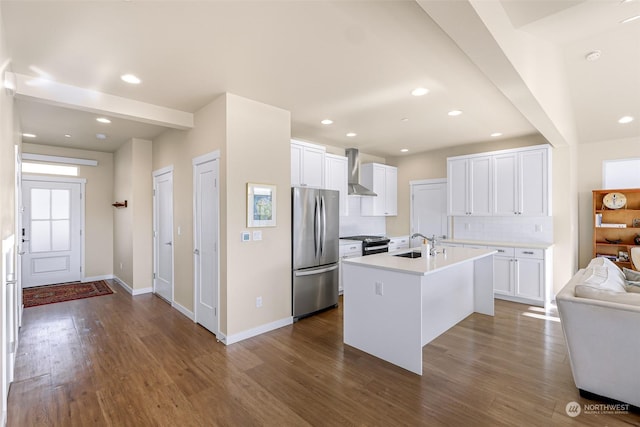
[23,280,113,308]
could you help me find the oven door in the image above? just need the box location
[363,244,389,256]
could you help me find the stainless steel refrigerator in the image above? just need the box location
[292,187,340,319]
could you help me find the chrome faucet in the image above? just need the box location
[411,233,438,247]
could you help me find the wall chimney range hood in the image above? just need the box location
[345,148,377,196]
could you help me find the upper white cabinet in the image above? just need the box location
[493,148,549,216]
[447,156,492,216]
[447,145,550,217]
[324,153,348,216]
[360,163,397,216]
[291,140,325,188]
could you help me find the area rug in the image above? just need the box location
[23,280,113,308]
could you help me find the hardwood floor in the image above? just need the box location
[8,281,640,426]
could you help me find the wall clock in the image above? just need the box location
[603,192,627,210]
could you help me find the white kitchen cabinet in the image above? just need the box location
[448,145,550,217]
[447,156,492,216]
[487,245,549,306]
[291,140,325,188]
[389,236,410,251]
[360,163,397,216]
[493,147,549,216]
[339,241,362,295]
[324,153,348,216]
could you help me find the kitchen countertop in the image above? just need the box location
[441,239,553,250]
[343,246,496,276]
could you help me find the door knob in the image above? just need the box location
[164,241,172,246]
[194,249,200,255]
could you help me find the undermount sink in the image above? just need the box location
[394,251,422,259]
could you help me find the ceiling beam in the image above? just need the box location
[418,0,576,147]
[8,72,193,130]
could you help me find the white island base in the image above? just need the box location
[343,247,495,375]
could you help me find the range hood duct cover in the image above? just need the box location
[346,148,377,196]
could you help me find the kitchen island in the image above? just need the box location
[342,246,495,375]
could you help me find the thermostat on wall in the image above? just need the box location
[241,231,251,242]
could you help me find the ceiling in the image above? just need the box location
[1,0,639,157]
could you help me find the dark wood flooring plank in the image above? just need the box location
[7,281,640,426]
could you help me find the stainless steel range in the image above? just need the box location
[340,235,390,256]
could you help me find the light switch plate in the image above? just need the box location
[253,230,262,241]
[241,231,250,242]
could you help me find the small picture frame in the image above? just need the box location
[247,183,277,227]
[619,251,630,262]
[633,218,640,228]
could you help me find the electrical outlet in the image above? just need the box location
[535,224,542,232]
[375,281,383,296]
[465,223,471,230]
[256,296,262,308]
[119,262,123,270]
[253,230,262,241]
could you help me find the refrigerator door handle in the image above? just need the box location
[294,264,338,277]
[314,196,321,258]
[320,196,327,256]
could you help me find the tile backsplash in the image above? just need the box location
[452,216,553,244]
[339,197,386,237]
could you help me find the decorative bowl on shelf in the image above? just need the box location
[605,238,623,244]
[635,234,640,245]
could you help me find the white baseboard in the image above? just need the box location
[112,276,152,295]
[172,301,195,321]
[82,274,114,282]
[224,316,293,345]
[132,287,152,296]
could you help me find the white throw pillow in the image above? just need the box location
[581,265,627,292]
[587,257,626,282]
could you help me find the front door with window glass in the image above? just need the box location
[21,180,82,287]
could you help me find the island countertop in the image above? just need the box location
[342,246,496,276]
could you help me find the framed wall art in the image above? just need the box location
[247,183,276,227]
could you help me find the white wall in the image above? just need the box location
[153,92,291,338]
[113,138,152,290]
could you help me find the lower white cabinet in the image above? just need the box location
[339,242,362,295]
[389,236,410,251]
[489,245,549,306]
[441,242,551,307]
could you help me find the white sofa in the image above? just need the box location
[556,258,640,408]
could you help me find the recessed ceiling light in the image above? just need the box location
[121,74,141,84]
[401,118,409,122]
[585,50,601,61]
[321,119,333,125]
[400,148,409,153]
[448,110,463,116]
[22,133,37,138]
[346,132,357,137]
[411,87,429,97]
[618,116,634,124]
[620,14,640,24]
[96,133,107,140]
[96,117,111,124]
[491,132,502,137]
[64,134,72,138]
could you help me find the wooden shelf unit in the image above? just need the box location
[593,188,640,271]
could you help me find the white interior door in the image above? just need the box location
[21,180,82,287]
[153,169,174,303]
[410,180,448,247]
[193,156,219,334]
